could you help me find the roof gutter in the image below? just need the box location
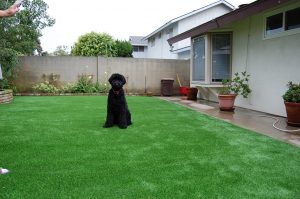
[168,0,291,45]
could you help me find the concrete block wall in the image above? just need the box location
[15,56,190,95]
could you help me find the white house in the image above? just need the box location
[168,0,300,116]
[129,36,148,58]
[143,0,234,60]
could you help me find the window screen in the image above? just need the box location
[192,37,205,81]
[211,34,231,82]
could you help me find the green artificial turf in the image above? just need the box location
[0,96,300,199]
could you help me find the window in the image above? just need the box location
[192,36,205,81]
[286,7,300,30]
[266,13,283,35]
[211,33,231,82]
[192,33,231,84]
[133,46,144,52]
[265,6,300,36]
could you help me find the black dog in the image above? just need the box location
[103,73,132,129]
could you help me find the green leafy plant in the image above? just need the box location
[71,32,117,57]
[219,71,251,98]
[32,81,59,93]
[72,75,94,93]
[283,81,300,103]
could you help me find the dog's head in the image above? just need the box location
[108,73,126,92]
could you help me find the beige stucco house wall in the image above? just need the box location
[193,0,300,116]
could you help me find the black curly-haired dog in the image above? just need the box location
[103,73,132,129]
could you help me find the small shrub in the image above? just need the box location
[219,71,251,98]
[73,75,93,93]
[60,83,76,93]
[283,81,300,103]
[32,81,59,93]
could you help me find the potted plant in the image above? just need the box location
[218,71,251,111]
[282,81,300,127]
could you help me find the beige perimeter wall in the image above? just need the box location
[15,56,190,95]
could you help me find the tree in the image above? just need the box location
[0,0,55,89]
[51,45,70,56]
[71,32,117,57]
[115,40,133,57]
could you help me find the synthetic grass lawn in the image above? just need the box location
[0,96,300,199]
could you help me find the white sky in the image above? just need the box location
[40,0,255,53]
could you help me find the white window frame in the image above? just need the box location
[191,32,232,85]
[263,1,300,40]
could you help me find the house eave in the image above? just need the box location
[168,0,292,45]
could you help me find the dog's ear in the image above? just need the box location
[120,75,126,85]
[108,74,116,84]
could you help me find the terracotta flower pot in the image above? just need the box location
[284,102,300,127]
[218,94,237,111]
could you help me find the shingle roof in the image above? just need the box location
[129,36,148,46]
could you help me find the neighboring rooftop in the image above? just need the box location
[143,0,235,40]
[129,36,147,46]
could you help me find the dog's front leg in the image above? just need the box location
[103,104,114,128]
[118,107,128,129]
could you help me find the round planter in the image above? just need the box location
[187,87,198,100]
[0,89,13,104]
[218,94,237,111]
[284,102,300,127]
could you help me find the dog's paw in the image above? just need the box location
[119,125,127,129]
[103,124,112,128]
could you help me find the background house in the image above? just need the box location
[168,0,300,116]
[129,36,148,58]
[143,0,234,59]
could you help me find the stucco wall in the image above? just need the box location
[231,1,300,116]
[195,1,300,116]
[15,56,190,95]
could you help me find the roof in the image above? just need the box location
[143,0,235,40]
[129,36,147,46]
[168,0,292,45]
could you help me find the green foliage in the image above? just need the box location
[72,75,94,93]
[51,45,70,56]
[32,81,59,93]
[0,0,55,89]
[71,32,117,57]
[0,48,19,89]
[0,0,55,55]
[32,74,110,94]
[283,81,300,103]
[219,71,251,98]
[115,40,133,57]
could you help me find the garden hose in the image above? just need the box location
[259,115,300,133]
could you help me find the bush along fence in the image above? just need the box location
[31,74,110,95]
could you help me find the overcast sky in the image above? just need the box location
[40,0,255,53]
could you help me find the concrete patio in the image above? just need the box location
[160,96,300,148]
